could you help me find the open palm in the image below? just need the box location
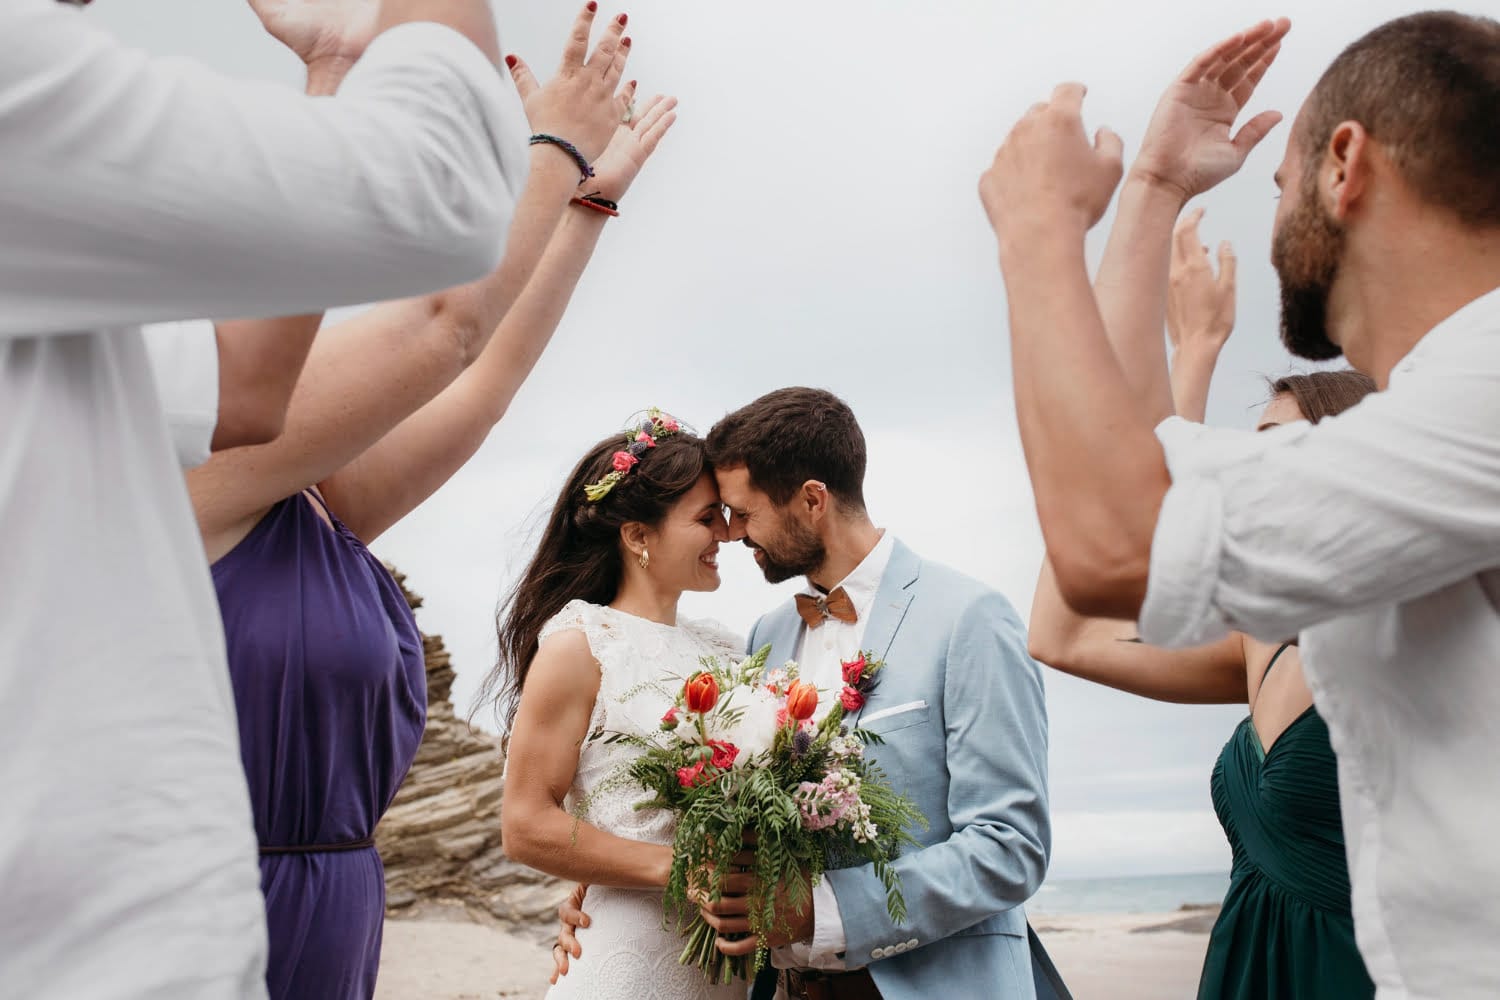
[1136,19,1290,200]
[246,0,380,67]
[586,94,680,203]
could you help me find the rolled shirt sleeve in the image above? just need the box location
[141,320,219,469]
[1139,288,1500,648]
[0,1,529,338]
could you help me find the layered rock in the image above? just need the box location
[377,568,569,939]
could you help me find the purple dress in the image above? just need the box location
[212,492,426,999]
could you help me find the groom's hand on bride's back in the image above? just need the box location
[549,883,591,984]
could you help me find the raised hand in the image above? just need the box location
[506,4,635,165]
[581,94,679,203]
[247,0,379,81]
[1134,19,1291,201]
[980,83,1125,243]
[1166,208,1236,355]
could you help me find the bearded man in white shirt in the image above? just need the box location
[980,12,1500,999]
[0,0,536,996]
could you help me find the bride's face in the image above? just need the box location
[643,473,729,594]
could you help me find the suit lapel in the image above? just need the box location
[851,540,920,727]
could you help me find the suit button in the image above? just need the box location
[892,942,908,954]
[906,938,919,949]
[871,947,885,960]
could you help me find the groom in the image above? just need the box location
[698,387,1056,1000]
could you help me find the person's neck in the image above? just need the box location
[1336,220,1500,387]
[806,516,884,592]
[611,575,682,627]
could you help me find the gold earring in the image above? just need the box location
[639,547,650,570]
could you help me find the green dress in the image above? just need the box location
[1198,645,1374,999]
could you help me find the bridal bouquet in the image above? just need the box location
[597,646,925,984]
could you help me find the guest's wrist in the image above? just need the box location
[304,56,356,96]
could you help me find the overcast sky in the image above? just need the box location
[94,0,1485,879]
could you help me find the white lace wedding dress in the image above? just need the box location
[539,600,748,1000]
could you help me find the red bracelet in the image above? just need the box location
[571,194,620,218]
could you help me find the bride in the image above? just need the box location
[485,414,745,1000]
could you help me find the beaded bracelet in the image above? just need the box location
[571,193,620,218]
[529,134,595,182]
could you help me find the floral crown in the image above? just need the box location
[584,408,685,502]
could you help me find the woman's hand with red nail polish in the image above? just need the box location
[505,4,638,163]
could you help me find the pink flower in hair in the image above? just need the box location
[636,431,657,448]
[612,451,638,473]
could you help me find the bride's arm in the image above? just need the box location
[501,630,674,888]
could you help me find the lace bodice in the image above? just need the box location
[538,600,742,847]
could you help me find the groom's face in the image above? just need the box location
[714,465,826,585]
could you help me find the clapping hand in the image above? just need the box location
[246,0,379,91]
[582,94,679,204]
[507,4,636,167]
[979,83,1125,243]
[1167,208,1237,356]
[1134,19,1291,202]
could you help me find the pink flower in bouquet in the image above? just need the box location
[785,680,819,722]
[840,686,865,712]
[661,706,680,730]
[707,740,739,769]
[775,706,788,728]
[635,431,657,447]
[841,654,867,686]
[676,761,707,788]
[611,450,638,473]
[684,672,719,714]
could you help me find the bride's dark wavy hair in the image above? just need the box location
[482,429,709,732]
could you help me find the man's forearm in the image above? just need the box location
[1092,170,1188,426]
[377,0,500,64]
[1001,229,1169,617]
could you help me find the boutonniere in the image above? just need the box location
[837,650,884,712]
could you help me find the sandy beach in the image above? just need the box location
[376,907,1211,1000]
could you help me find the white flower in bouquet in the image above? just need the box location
[708,683,780,762]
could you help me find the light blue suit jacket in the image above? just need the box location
[748,540,1051,999]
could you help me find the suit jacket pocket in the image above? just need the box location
[860,701,930,735]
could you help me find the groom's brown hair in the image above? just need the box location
[706,387,867,511]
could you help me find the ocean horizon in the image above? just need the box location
[1030,871,1230,914]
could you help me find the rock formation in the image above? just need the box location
[377,568,569,940]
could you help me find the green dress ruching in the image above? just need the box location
[1198,646,1374,999]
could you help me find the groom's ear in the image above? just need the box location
[799,480,830,522]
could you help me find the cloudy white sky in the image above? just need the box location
[96,0,1486,879]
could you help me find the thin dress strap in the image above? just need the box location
[1260,642,1296,685]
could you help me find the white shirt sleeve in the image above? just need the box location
[771,879,848,971]
[141,320,219,469]
[1139,292,1500,648]
[0,0,529,339]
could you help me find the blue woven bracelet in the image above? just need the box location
[529,134,595,182]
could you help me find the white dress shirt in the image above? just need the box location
[1140,285,1500,999]
[772,531,895,973]
[0,4,526,997]
[143,321,220,469]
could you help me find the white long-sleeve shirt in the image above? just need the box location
[0,3,526,996]
[1140,285,1500,999]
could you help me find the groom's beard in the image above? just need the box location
[1273,181,1347,362]
[749,514,825,584]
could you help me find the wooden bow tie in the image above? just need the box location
[795,588,857,629]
